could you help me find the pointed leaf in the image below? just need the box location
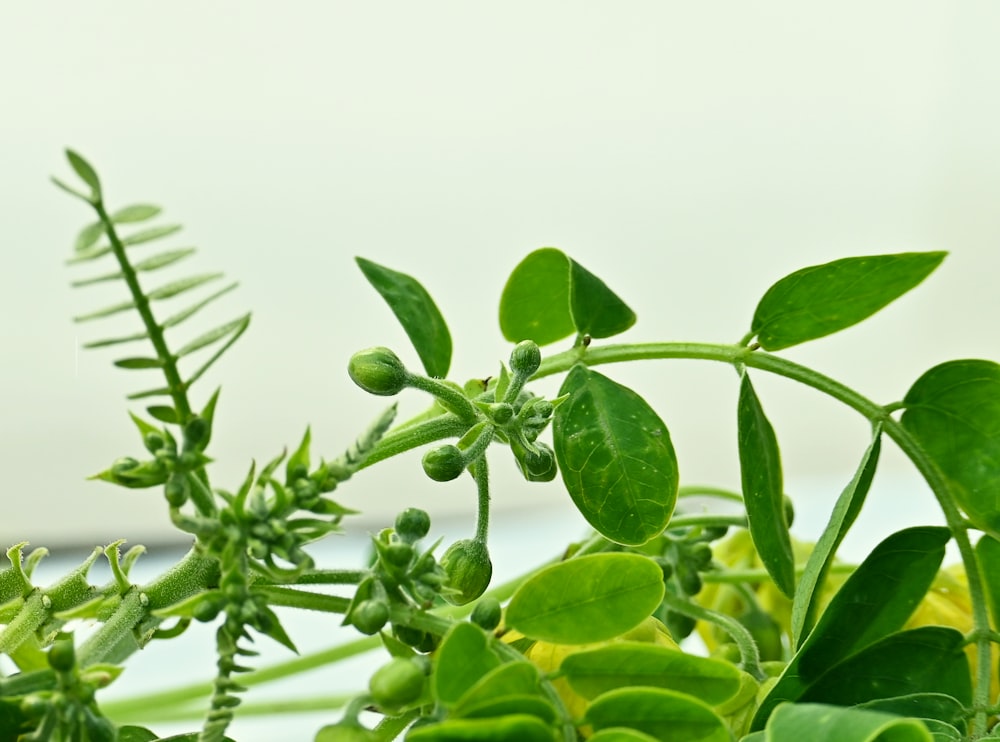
[147,405,179,424]
[161,282,239,328]
[51,176,92,203]
[505,553,665,644]
[184,313,250,387]
[901,360,1000,534]
[134,248,197,271]
[74,298,137,321]
[111,204,162,223]
[761,703,933,742]
[976,534,1000,630]
[560,642,740,705]
[553,365,678,546]
[121,224,183,246]
[751,252,946,350]
[738,372,795,597]
[175,314,251,357]
[148,273,223,300]
[66,149,102,198]
[113,357,163,370]
[74,222,105,253]
[569,259,636,339]
[83,330,149,348]
[752,526,950,730]
[499,247,575,345]
[585,687,730,742]
[127,386,171,400]
[286,427,311,484]
[356,257,452,378]
[432,622,501,707]
[792,426,881,646]
[856,694,968,733]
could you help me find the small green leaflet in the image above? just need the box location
[432,622,501,707]
[737,372,795,597]
[750,252,946,351]
[499,247,635,345]
[356,257,452,378]
[505,553,664,644]
[66,149,102,200]
[901,360,1000,535]
[554,365,678,545]
[584,687,730,742]
[752,703,932,742]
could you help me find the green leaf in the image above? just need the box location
[759,703,932,742]
[161,282,240,328]
[560,642,740,705]
[791,425,881,646]
[588,730,660,742]
[117,728,159,742]
[111,204,162,223]
[356,257,452,378]
[750,252,946,351]
[455,695,557,723]
[499,247,575,345]
[121,224,183,246]
[452,661,545,717]
[553,365,678,546]
[73,298,137,321]
[133,247,197,271]
[505,553,665,644]
[432,622,501,707]
[856,693,968,733]
[752,526,950,730]
[737,372,795,597]
[569,259,636,339]
[585,687,730,742]
[66,149,102,199]
[406,715,555,742]
[901,360,1000,534]
[74,222,105,253]
[799,627,971,707]
[83,330,150,348]
[147,405,179,424]
[113,357,163,370]
[975,534,1000,629]
[148,273,223,300]
[175,314,251,357]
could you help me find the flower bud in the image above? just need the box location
[441,539,492,606]
[348,347,409,396]
[422,445,466,482]
[509,340,541,378]
[368,657,426,711]
[395,508,431,541]
[470,596,502,631]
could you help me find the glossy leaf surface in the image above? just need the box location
[560,641,740,704]
[585,687,729,742]
[569,258,636,339]
[554,365,678,545]
[750,252,946,350]
[975,534,1000,629]
[588,730,660,742]
[791,426,881,646]
[356,257,452,378]
[756,703,932,742]
[432,622,500,707]
[901,360,1000,534]
[737,372,795,597]
[505,553,664,644]
[856,693,968,732]
[753,526,950,729]
[499,247,575,345]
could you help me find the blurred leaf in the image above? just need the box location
[113,357,163,370]
[175,314,251,357]
[856,693,968,733]
[74,222,104,252]
[750,252,946,350]
[901,360,1000,534]
[147,405,179,424]
[111,204,162,223]
[121,224,183,246]
[792,426,881,646]
[499,247,575,345]
[737,372,795,597]
[160,282,239,328]
[83,330,149,348]
[505,553,664,644]
[554,365,678,545]
[752,526,950,730]
[588,730,660,742]
[585,687,729,742]
[560,641,740,704]
[569,258,636,339]
[117,728,159,742]
[134,247,197,271]
[758,703,932,742]
[356,257,452,378]
[148,273,223,300]
[66,149,102,198]
[976,534,1000,630]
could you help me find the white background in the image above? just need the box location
[2,3,1000,736]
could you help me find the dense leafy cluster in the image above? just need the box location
[1,151,999,741]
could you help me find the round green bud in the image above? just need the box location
[143,432,165,454]
[369,657,426,711]
[521,442,557,482]
[510,340,541,377]
[351,599,390,635]
[783,495,795,527]
[393,624,426,647]
[183,416,209,449]
[488,402,514,425]
[383,541,414,568]
[48,639,76,672]
[164,472,189,508]
[348,347,409,396]
[440,539,492,606]
[470,596,502,631]
[395,507,431,541]
[193,593,224,623]
[688,542,713,570]
[422,444,466,482]
[678,567,703,596]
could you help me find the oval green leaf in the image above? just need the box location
[554,365,678,545]
[750,252,946,351]
[505,553,665,644]
[453,661,543,715]
[406,715,556,742]
[111,204,162,223]
[499,247,575,345]
[857,693,968,732]
[66,149,102,198]
[432,622,501,707]
[355,256,452,378]
[589,730,660,742]
[560,641,740,705]
[569,259,636,339]
[791,425,881,647]
[901,360,1000,534]
[585,687,730,742]
[761,703,932,742]
[737,372,795,597]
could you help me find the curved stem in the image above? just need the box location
[536,340,993,733]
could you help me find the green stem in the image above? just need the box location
[668,514,746,530]
[288,569,368,586]
[359,415,468,470]
[703,562,856,584]
[406,375,480,424]
[375,709,420,741]
[536,340,993,734]
[473,457,491,543]
[254,586,351,614]
[677,485,744,504]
